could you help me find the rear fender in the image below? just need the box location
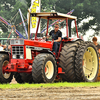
[71,38,84,42]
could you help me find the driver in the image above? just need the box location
[44,23,62,55]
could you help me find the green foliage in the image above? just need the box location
[0,32,8,38]
[0,0,28,37]
[26,0,31,8]
[41,0,58,12]
[1,0,100,37]
[55,0,100,35]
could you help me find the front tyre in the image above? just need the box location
[0,54,13,84]
[32,54,57,83]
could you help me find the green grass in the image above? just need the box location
[0,82,100,89]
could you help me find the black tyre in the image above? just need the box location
[14,72,24,84]
[32,53,57,83]
[59,41,83,82]
[14,73,33,84]
[75,42,99,82]
[20,73,33,83]
[0,54,13,84]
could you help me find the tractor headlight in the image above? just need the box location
[12,55,16,59]
[20,55,24,59]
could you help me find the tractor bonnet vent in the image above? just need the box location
[10,39,24,45]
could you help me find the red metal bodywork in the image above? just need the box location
[24,39,53,50]
[4,38,72,74]
[5,39,53,73]
[3,14,79,77]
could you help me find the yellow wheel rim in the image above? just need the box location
[83,47,98,81]
[45,61,54,79]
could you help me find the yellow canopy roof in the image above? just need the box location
[31,12,77,20]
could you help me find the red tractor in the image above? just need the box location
[0,12,99,84]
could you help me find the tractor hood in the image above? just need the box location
[24,39,53,49]
[10,39,53,50]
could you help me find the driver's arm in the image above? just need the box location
[54,37,61,42]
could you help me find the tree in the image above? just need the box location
[41,0,58,12]
[0,0,28,38]
[55,0,100,36]
[14,0,100,37]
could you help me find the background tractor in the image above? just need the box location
[0,12,99,84]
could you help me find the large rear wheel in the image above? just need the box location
[32,53,57,83]
[75,42,99,82]
[59,41,83,82]
[20,73,33,83]
[14,72,24,84]
[14,73,33,84]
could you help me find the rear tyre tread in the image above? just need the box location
[14,72,24,84]
[14,73,33,84]
[59,41,83,82]
[20,73,33,83]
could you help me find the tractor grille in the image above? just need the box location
[12,46,24,59]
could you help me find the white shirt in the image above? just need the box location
[0,46,3,51]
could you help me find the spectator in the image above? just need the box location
[92,37,100,54]
[8,45,11,51]
[16,35,19,39]
[0,42,3,51]
[3,45,7,50]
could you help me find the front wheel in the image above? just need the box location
[32,53,57,83]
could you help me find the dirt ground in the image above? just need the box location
[0,86,100,100]
[0,79,100,100]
